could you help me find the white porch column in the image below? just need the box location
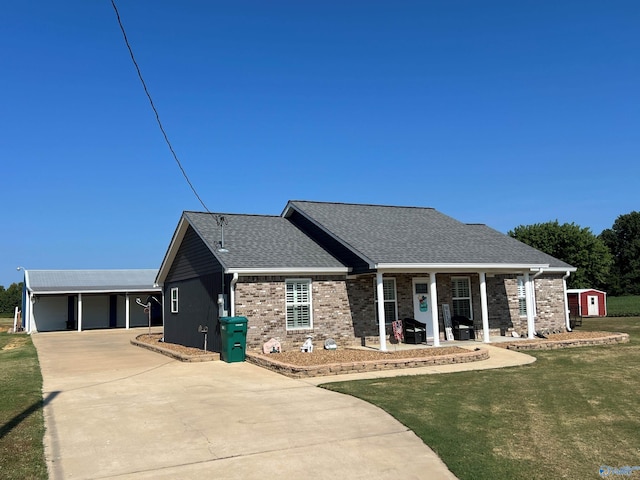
[479,272,490,343]
[26,294,34,333]
[429,272,440,346]
[125,294,130,329]
[376,272,388,352]
[77,293,83,332]
[525,273,535,339]
[562,271,571,332]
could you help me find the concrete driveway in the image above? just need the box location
[33,329,457,480]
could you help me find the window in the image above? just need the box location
[451,277,472,319]
[517,276,527,316]
[374,278,397,324]
[286,279,312,330]
[170,287,179,313]
[415,283,428,295]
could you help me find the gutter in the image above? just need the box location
[230,273,239,317]
[562,270,572,331]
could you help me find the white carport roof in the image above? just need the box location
[25,269,161,294]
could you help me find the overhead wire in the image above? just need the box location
[110,0,211,213]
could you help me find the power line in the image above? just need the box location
[110,0,211,213]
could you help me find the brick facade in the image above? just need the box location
[234,272,568,350]
[533,274,568,333]
[234,275,355,350]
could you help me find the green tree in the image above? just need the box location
[600,211,640,296]
[0,282,23,315]
[508,221,612,289]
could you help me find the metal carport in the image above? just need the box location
[21,269,162,332]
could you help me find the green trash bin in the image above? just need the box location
[219,316,248,363]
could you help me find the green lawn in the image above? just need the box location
[2,314,639,480]
[607,295,640,317]
[324,317,640,480]
[0,317,47,480]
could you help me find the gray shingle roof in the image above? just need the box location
[286,201,574,268]
[26,269,160,293]
[184,212,346,271]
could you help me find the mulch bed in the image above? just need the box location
[132,333,487,376]
[492,331,629,350]
[246,346,489,378]
[258,346,468,366]
[132,330,629,377]
[132,333,220,362]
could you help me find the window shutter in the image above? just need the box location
[286,280,312,329]
[517,277,527,316]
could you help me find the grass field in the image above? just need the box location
[0,317,47,480]
[607,295,640,317]
[324,317,640,480]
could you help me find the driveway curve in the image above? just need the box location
[33,329,456,479]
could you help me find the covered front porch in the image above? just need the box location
[349,267,572,352]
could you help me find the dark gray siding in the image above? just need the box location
[164,274,222,351]
[164,225,225,351]
[166,226,219,283]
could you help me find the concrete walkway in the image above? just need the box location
[303,341,536,386]
[33,329,464,480]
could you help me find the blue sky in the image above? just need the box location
[2,1,639,287]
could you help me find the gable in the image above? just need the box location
[156,211,348,284]
[286,209,372,273]
[165,225,221,283]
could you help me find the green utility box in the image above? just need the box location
[219,316,248,363]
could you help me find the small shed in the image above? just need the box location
[567,289,607,318]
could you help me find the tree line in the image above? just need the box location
[509,211,640,296]
[0,282,23,316]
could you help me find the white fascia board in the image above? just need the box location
[541,266,577,273]
[567,288,606,294]
[24,270,32,293]
[375,263,550,272]
[30,288,162,295]
[227,267,349,275]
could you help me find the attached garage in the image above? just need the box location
[567,288,607,319]
[22,269,162,333]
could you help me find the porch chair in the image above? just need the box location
[402,317,427,344]
[451,315,475,340]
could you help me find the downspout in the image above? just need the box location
[230,273,238,317]
[562,271,571,331]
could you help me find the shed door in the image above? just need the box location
[587,295,599,316]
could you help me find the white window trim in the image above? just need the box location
[374,277,398,325]
[285,278,313,330]
[451,276,473,320]
[170,287,179,313]
[517,275,537,317]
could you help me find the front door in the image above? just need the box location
[412,278,434,339]
[587,295,599,316]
